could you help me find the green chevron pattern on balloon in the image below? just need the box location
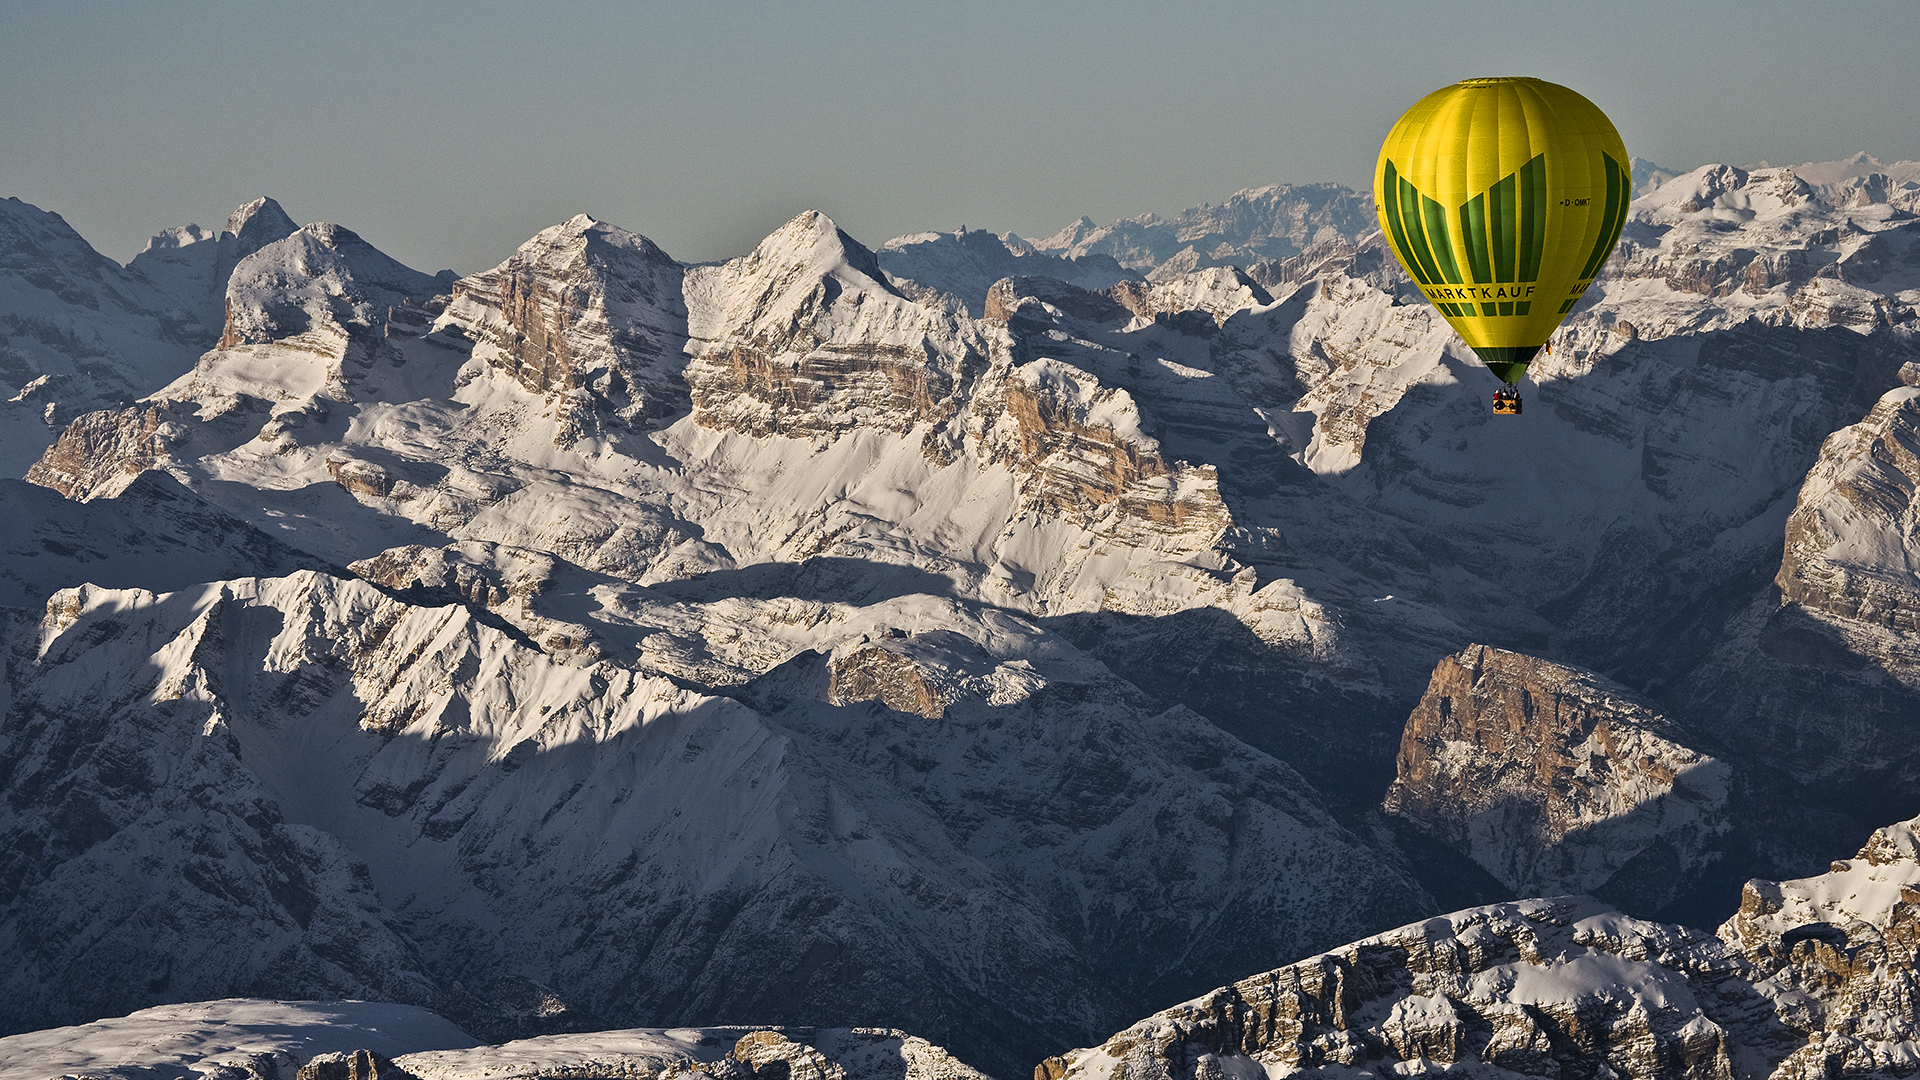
[1385,154,1559,318]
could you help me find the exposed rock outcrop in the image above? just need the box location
[22,399,198,498]
[976,355,1229,542]
[347,540,604,660]
[1384,645,1730,907]
[828,644,947,719]
[1721,819,1920,1080]
[1045,897,1752,1080]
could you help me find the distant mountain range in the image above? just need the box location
[3,153,1920,1079]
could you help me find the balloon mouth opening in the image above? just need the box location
[1474,345,1542,385]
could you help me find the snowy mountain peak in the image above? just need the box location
[529,211,674,262]
[1030,183,1375,282]
[681,210,906,349]
[215,221,446,352]
[134,222,215,255]
[1035,215,1101,252]
[1640,162,1822,222]
[468,212,676,284]
[225,196,299,251]
[126,197,299,348]
[0,197,217,470]
[1770,151,1920,191]
[0,195,134,293]
[9,153,1920,1079]
[131,196,296,262]
[1631,156,1686,196]
[1109,266,1272,325]
[563,213,674,268]
[746,209,894,294]
[1641,159,1920,222]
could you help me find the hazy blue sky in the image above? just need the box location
[5,1,1916,272]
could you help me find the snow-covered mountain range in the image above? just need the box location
[4,153,1920,1079]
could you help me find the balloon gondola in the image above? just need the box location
[1373,77,1629,414]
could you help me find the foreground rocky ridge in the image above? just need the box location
[4,156,1920,1076]
[1046,814,1920,1080]
[0,999,987,1080]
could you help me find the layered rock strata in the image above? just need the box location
[1777,386,1920,635]
[1385,644,1730,907]
[439,214,691,431]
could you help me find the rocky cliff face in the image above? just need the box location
[1045,813,1920,1080]
[1777,385,1920,638]
[439,214,690,433]
[1047,897,1756,1080]
[681,212,989,449]
[1657,377,1920,866]
[1385,645,1730,908]
[21,399,208,500]
[1721,818,1920,1080]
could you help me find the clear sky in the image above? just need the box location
[4,0,1916,273]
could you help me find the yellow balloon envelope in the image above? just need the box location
[1374,77,1629,386]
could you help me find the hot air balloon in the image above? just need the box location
[1374,77,1630,414]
